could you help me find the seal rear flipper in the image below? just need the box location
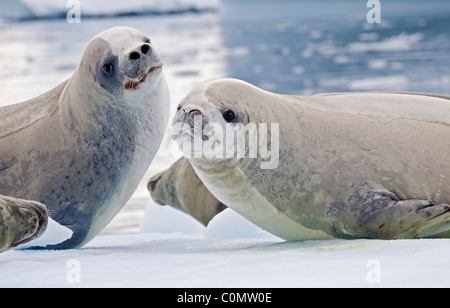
[327,184,450,239]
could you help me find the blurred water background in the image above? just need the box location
[0,0,449,235]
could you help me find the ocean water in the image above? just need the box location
[221,0,450,95]
[0,0,449,236]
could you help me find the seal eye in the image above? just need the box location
[103,63,113,75]
[223,110,236,123]
[176,105,182,112]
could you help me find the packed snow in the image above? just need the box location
[3,203,450,288]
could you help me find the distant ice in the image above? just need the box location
[368,59,388,70]
[333,55,350,64]
[305,32,424,65]
[319,75,410,91]
[349,75,409,91]
[225,46,251,58]
[291,66,305,75]
[0,0,220,20]
[347,32,424,53]
[358,32,379,42]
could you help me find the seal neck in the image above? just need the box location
[57,65,124,126]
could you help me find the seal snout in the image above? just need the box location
[174,108,212,141]
[128,43,152,62]
[188,109,202,124]
[175,107,204,125]
[124,42,162,90]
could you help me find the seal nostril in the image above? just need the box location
[141,44,150,55]
[188,109,203,123]
[129,52,140,60]
[189,110,202,118]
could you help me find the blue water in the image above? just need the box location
[220,0,450,95]
[1,0,449,103]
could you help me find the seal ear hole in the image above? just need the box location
[103,63,114,75]
[223,110,236,123]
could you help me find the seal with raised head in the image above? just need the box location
[172,78,450,241]
[148,157,226,226]
[0,27,170,249]
[0,194,48,253]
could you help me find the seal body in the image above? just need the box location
[0,27,170,249]
[0,194,48,253]
[148,157,226,226]
[173,78,450,241]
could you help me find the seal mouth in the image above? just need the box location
[175,129,206,144]
[124,64,163,90]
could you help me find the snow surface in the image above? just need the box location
[2,201,450,288]
[139,200,206,235]
[140,201,281,240]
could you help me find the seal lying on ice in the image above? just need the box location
[172,78,450,240]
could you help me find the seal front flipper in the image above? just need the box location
[147,157,227,227]
[0,195,48,253]
[327,184,450,239]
